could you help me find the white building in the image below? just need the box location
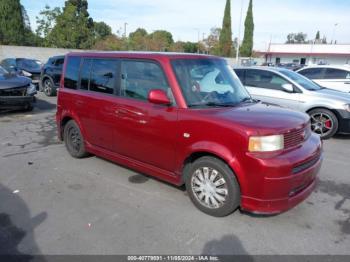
[260,43,350,66]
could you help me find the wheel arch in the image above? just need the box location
[181,149,245,194]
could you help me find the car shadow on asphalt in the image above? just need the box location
[333,134,350,140]
[0,183,47,260]
[202,234,253,260]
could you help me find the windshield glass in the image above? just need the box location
[279,69,322,91]
[0,66,8,75]
[17,59,42,70]
[171,59,251,107]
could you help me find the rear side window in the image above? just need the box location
[245,69,289,91]
[234,69,245,84]
[298,68,324,79]
[64,56,81,89]
[55,58,64,67]
[90,59,118,94]
[324,68,350,79]
[121,60,169,101]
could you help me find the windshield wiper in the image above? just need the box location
[238,97,256,104]
[188,102,237,108]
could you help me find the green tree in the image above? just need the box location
[129,28,149,50]
[286,32,307,44]
[35,5,62,46]
[0,0,27,45]
[48,0,94,49]
[94,35,128,51]
[219,0,234,57]
[94,21,112,40]
[240,0,254,57]
[204,27,221,55]
[315,30,320,40]
[148,30,174,51]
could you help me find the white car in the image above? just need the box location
[296,65,350,93]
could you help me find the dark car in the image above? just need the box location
[56,52,322,216]
[0,66,36,111]
[0,58,42,87]
[39,55,65,96]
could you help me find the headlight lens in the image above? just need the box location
[343,104,350,113]
[248,135,284,152]
[22,70,32,77]
[27,83,36,94]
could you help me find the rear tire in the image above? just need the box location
[63,120,89,158]
[185,156,240,217]
[308,108,338,139]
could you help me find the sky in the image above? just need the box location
[21,0,350,51]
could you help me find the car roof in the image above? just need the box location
[234,66,291,73]
[67,51,218,60]
[297,65,350,71]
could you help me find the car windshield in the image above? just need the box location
[171,58,252,108]
[0,66,8,76]
[16,59,42,70]
[279,69,322,91]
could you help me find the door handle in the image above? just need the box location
[345,82,350,84]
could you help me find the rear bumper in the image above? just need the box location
[0,96,35,109]
[240,133,323,214]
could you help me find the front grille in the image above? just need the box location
[283,124,311,149]
[31,74,40,81]
[292,153,321,174]
[0,86,28,97]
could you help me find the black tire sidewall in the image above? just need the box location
[44,78,55,97]
[309,108,338,139]
[63,120,88,158]
[185,156,240,217]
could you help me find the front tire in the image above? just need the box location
[63,120,89,158]
[308,108,338,139]
[43,78,56,97]
[185,156,240,217]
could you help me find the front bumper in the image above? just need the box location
[335,109,350,134]
[0,96,35,110]
[240,133,323,214]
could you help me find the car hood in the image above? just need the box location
[202,102,309,136]
[313,88,350,103]
[0,74,31,89]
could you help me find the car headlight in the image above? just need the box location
[27,83,37,94]
[22,70,32,77]
[248,135,284,152]
[343,104,350,113]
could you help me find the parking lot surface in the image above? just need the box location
[0,93,349,255]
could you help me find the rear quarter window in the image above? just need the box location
[64,56,81,89]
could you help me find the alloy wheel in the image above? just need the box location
[310,112,333,138]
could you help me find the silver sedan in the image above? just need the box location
[234,67,350,139]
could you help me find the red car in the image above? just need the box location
[56,52,323,217]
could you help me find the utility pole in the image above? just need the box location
[124,22,128,38]
[235,0,244,65]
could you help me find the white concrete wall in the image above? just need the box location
[0,45,87,63]
[267,54,350,66]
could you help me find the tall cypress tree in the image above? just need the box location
[48,0,94,49]
[240,0,254,57]
[315,31,320,40]
[219,0,234,57]
[0,0,26,45]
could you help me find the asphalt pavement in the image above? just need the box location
[0,93,349,255]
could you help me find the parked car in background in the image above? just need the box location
[276,63,305,71]
[297,65,350,93]
[234,67,350,139]
[56,52,322,217]
[39,55,65,96]
[0,66,36,111]
[0,58,42,88]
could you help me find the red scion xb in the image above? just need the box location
[56,52,323,217]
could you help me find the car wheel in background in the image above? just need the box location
[63,120,89,158]
[185,156,240,217]
[308,108,338,139]
[43,78,56,97]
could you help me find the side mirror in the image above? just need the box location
[148,89,171,105]
[281,83,294,93]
